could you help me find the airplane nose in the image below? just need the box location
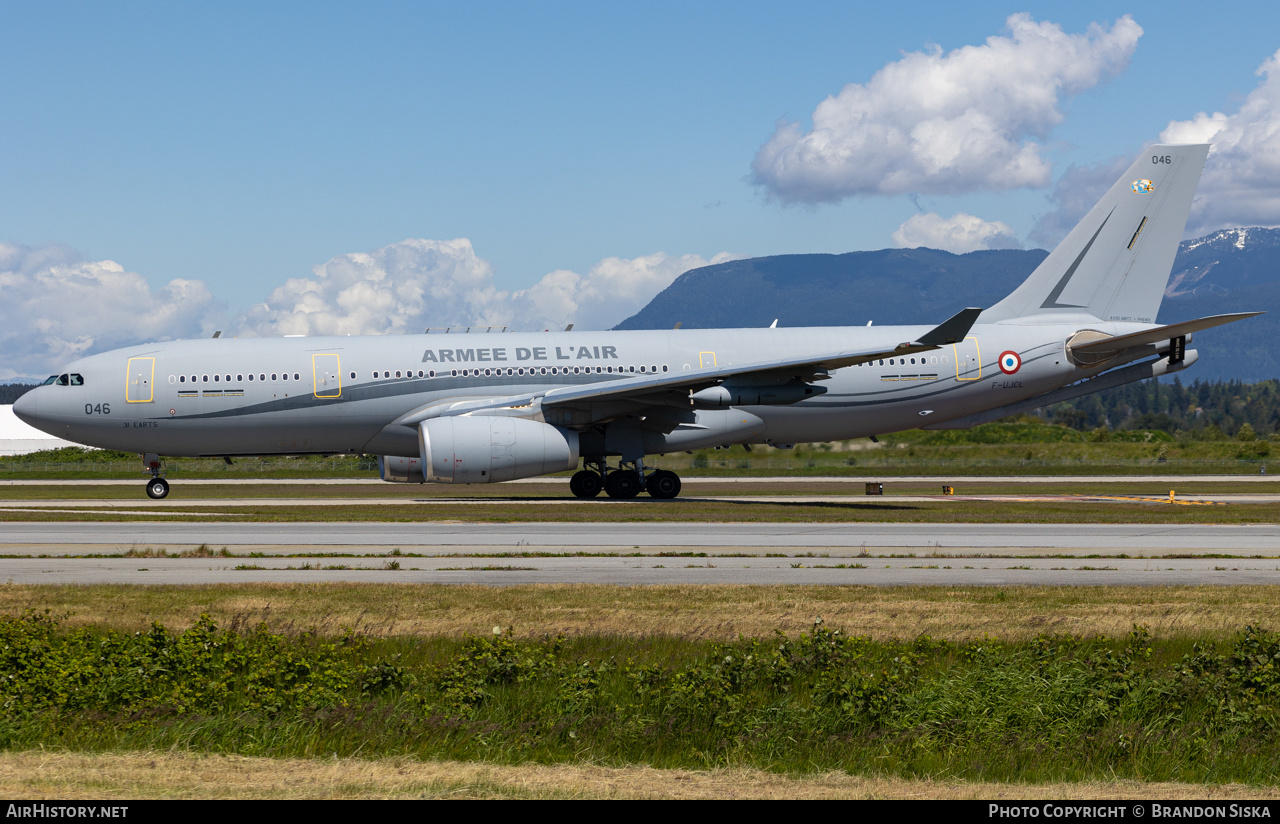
[12,389,40,427]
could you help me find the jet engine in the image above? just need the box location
[419,415,579,483]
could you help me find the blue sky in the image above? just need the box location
[3,2,1280,375]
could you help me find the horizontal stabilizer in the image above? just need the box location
[1070,312,1263,355]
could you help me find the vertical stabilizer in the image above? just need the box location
[983,144,1209,324]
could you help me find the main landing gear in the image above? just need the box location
[570,459,682,500]
[142,452,170,499]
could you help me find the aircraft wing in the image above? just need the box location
[396,307,983,423]
[543,307,980,407]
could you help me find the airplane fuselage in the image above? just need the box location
[17,320,1155,459]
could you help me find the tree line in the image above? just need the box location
[1044,378,1280,439]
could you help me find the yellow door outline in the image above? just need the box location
[312,354,342,398]
[698,351,717,369]
[125,357,155,402]
[952,336,982,381]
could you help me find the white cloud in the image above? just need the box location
[505,251,745,331]
[1,237,740,377]
[236,238,499,337]
[752,14,1142,203]
[1160,49,1280,234]
[0,242,223,379]
[892,212,1021,253]
[234,239,741,337]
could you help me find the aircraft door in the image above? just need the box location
[698,351,717,369]
[312,354,342,398]
[952,336,982,381]
[126,357,155,402]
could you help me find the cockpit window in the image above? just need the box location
[56,374,69,386]
[69,374,84,386]
[41,375,57,386]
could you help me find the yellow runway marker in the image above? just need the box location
[1092,495,1228,507]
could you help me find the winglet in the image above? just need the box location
[916,307,983,346]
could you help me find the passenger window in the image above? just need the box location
[429,370,436,378]
[180,375,186,383]
[259,374,265,381]
[236,374,243,382]
[202,375,209,383]
[271,373,277,381]
[213,374,220,382]
[293,373,299,381]
[248,374,254,382]
[350,372,356,379]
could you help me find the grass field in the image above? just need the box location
[1,422,1276,480]
[3,597,1280,794]
[2,583,1277,641]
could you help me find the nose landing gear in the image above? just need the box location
[142,452,169,499]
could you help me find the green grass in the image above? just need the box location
[3,611,1280,784]
[2,421,1277,479]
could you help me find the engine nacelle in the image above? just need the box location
[377,455,425,483]
[419,416,579,483]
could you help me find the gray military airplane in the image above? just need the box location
[13,143,1260,500]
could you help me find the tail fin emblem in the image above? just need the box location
[1131,179,1154,194]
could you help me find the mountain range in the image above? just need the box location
[615,228,1280,383]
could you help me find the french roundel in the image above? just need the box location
[998,350,1021,374]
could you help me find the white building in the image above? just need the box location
[0,405,86,456]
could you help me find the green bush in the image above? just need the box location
[3,613,1280,783]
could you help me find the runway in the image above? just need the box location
[2,522,1279,585]
[2,555,1277,586]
